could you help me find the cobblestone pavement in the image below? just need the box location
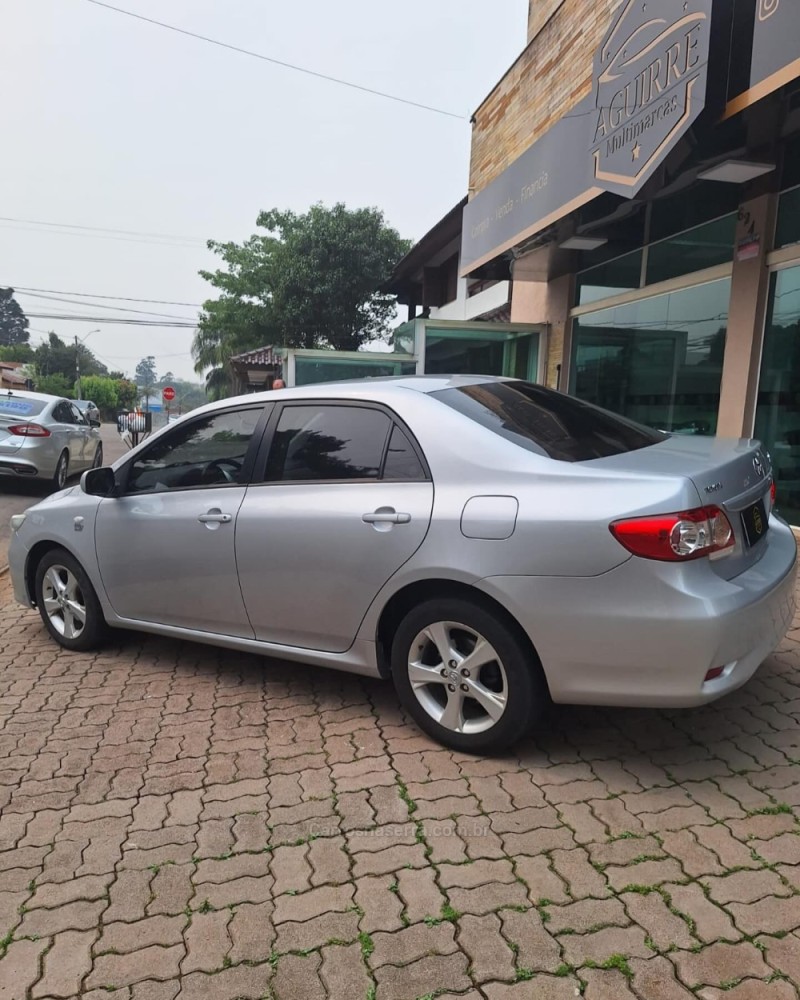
[0,580,799,1000]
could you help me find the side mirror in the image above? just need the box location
[81,467,117,498]
[90,417,101,428]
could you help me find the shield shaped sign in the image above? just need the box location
[591,0,713,197]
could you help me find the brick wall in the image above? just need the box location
[470,0,619,196]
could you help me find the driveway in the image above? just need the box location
[0,576,798,999]
[0,424,129,570]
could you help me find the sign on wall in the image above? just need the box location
[590,0,713,197]
[461,0,716,274]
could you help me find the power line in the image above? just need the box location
[0,215,205,245]
[17,291,197,322]
[24,312,197,328]
[0,220,204,250]
[6,283,204,308]
[82,0,467,121]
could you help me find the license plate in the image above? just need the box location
[741,499,769,548]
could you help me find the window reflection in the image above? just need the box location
[754,265,800,523]
[571,279,731,434]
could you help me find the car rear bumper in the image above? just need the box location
[478,515,798,708]
[0,458,39,477]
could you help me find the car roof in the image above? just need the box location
[200,374,512,414]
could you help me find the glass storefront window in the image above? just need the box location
[575,250,643,306]
[424,327,539,381]
[754,265,800,523]
[646,214,736,285]
[775,187,800,250]
[294,356,417,386]
[571,278,731,434]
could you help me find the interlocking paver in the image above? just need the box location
[1,585,800,996]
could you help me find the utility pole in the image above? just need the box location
[75,336,81,400]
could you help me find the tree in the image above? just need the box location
[0,288,30,347]
[194,203,410,398]
[115,379,138,411]
[135,356,158,404]
[34,332,107,383]
[76,375,119,418]
[35,373,73,398]
[0,344,34,363]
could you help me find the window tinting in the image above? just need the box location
[383,425,426,480]
[431,382,665,464]
[127,408,261,494]
[265,405,391,482]
[54,402,76,424]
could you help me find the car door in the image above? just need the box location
[95,404,268,637]
[51,400,83,467]
[236,402,434,652]
[69,402,91,468]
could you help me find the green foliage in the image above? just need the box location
[35,373,74,398]
[0,288,29,346]
[0,343,34,363]
[194,202,411,398]
[33,332,107,385]
[115,379,138,411]
[135,356,158,394]
[77,376,119,417]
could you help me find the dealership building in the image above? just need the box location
[448,0,800,520]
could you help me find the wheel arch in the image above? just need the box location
[26,541,78,606]
[375,578,544,683]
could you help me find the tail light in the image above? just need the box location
[610,505,735,562]
[770,479,777,510]
[8,423,50,437]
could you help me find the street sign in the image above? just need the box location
[162,386,176,402]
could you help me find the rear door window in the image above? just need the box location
[432,382,666,463]
[265,405,392,482]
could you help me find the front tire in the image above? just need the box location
[390,597,545,754]
[34,549,108,651]
[52,451,68,490]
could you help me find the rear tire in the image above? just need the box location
[34,549,108,651]
[52,451,68,490]
[390,597,545,754]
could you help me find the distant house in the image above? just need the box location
[229,346,283,394]
[0,361,32,391]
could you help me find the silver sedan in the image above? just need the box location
[7,376,797,752]
[1,389,103,488]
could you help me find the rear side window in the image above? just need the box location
[383,425,426,480]
[0,397,45,417]
[265,405,392,482]
[432,382,666,463]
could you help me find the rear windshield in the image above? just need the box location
[0,397,46,418]
[431,382,666,463]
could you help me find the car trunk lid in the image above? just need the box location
[586,436,773,580]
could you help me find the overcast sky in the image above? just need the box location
[2,0,527,383]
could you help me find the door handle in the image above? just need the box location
[362,510,411,525]
[198,512,232,524]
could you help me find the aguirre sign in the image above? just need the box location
[461,0,715,274]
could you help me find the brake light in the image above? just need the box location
[610,505,735,562]
[770,480,777,510]
[8,423,50,437]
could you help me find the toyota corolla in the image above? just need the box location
[7,377,797,752]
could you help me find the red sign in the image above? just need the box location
[162,386,176,402]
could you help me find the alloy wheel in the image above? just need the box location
[407,620,508,735]
[41,565,87,640]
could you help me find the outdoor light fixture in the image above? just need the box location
[558,235,609,251]
[698,160,776,183]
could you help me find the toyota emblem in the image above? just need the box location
[753,455,766,479]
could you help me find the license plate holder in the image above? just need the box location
[741,498,769,548]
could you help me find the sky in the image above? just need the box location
[2,0,528,383]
